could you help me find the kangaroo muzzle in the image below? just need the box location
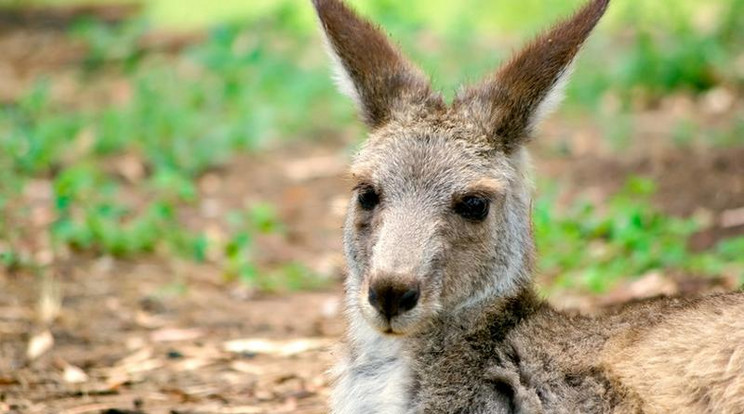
[368,276,421,321]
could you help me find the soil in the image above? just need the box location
[1,8,743,414]
[3,139,742,413]
[1,260,341,414]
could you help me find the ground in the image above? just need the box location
[1,5,744,414]
[3,140,742,413]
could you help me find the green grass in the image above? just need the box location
[0,13,341,290]
[1,0,743,292]
[535,177,744,293]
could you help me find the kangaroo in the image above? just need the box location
[311,0,744,412]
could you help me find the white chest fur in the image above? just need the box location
[330,319,413,414]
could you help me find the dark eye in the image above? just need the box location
[357,187,380,211]
[454,195,490,221]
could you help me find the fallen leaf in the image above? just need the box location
[122,358,164,374]
[115,153,146,183]
[229,360,263,375]
[223,337,332,357]
[37,273,61,325]
[600,272,678,306]
[721,207,744,228]
[118,347,153,366]
[172,358,213,371]
[135,311,168,329]
[27,330,54,360]
[150,328,204,343]
[63,362,89,384]
[106,347,165,378]
[701,87,735,115]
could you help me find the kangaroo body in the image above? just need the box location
[335,290,744,413]
[310,0,744,412]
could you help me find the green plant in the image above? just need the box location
[70,19,148,71]
[0,12,346,291]
[222,204,322,291]
[536,177,742,293]
[3,1,742,294]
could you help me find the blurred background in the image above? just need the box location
[0,0,742,412]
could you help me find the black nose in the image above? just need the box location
[368,281,420,320]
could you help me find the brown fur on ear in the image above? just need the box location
[312,0,442,129]
[455,0,609,153]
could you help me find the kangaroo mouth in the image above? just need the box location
[366,313,412,336]
[373,313,423,337]
[383,327,406,336]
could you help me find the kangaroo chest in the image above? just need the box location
[405,321,624,413]
[331,336,415,414]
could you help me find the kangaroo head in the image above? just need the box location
[313,0,609,335]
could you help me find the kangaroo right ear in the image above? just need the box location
[455,0,609,154]
[312,0,441,129]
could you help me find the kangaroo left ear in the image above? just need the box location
[455,0,610,153]
[312,0,442,130]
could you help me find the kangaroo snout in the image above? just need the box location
[368,278,420,320]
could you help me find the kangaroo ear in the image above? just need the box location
[312,0,441,129]
[455,0,609,153]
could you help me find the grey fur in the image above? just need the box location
[311,0,744,413]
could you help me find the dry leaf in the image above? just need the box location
[118,347,153,367]
[63,362,89,383]
[626,272,677,298]
[721,207,744,228]
[229,360,263,375]
[27,330,54,360]
[106,346,165,378]
[172,358,213,371]
[37,273,61,325]
[115,153,146,182]
[129,360,163,374]
[118,358,164,375]
[223,337,332,357]
[135,311,168,329]
[601,272,678,306]
[150,327,204,342]
[701,87,735,115]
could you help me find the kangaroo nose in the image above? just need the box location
[368,281,420,320]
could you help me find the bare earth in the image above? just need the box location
[2,139,743,413]
[1,10,743,414]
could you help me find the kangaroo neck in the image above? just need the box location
[415,285,545,345]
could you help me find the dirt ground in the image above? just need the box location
[1,7,744,414]
[2,140,742,414]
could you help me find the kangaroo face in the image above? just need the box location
[344,121,534,335]
[312,0,609,335]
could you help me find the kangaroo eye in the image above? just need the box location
[454,195,489,221]
[357,187,380,211]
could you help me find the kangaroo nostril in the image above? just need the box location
[368,281,420,320]
[368,287,381,312]
[399,288,420,312]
